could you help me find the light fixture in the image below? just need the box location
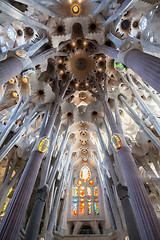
[9,78,16,84]
[83,41,87,46]
[22,77,30,83]
[12,91,19,98]
[72,4,80,15]
[58,59,62,64]
[71,41,76,47]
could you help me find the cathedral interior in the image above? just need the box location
[0,0,160,240]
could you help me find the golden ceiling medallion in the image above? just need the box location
[72,4,80,15]
[39,138,50,153]
[15,49,27,58]
[79,92,87,100]
[66,49,96,82]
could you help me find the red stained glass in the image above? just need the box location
[89,180,94,186]
[93,186,98,196]
[80,186,85,197]
[80,202,85,215]
[73,202,78,216]
[87,202,92,215]
[73,187,78,197]
[77,180,82,186]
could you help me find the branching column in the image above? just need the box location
[92,78,160,240]
[0,81,70,240]
[124,49,160,93]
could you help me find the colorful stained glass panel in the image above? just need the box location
[87,202,92,215]
[73,202,78,216]
[87,187,91,196]
[80,186,85,197]
[74,187,78,197]
[93,186,98,196]
[89,180,94,185]
[94,202,99,215]
[77,180,82,186]
[80,202,85,215]
[80,166,91,182]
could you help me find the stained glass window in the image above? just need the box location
[87,202,92,215]
[93,186,98,196]
[73,202,78,216]
[0,202,8,216]
[80,186,85,197]
[80,202,85,215]
[87,187,91,196]
[94,201,99,215]
[88,198,91,201]
[73,198,77,203]
[89,180,94,185]
[80,166,91,182]
[74,187,78,197]
[77,180,82,186]
[81,198,84,202]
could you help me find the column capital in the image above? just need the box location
[114,41,142,70]
[6,49,35,75]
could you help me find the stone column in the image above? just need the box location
[102,101,160,240]
[124,49,160,93]
[48,148,72,233]
[0,48,63,86]
[0,150,44,240]
[116,183,141,240]
[119,95,160,151]
[118,146,160,240]
[25,124,69,240]
[24,185,49,240]
[95,121,118,185]
[0,83,70,239]
[104,192,116,230]
[96,150,123,230]
[102,117,126,186]
[0,57,23,86]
